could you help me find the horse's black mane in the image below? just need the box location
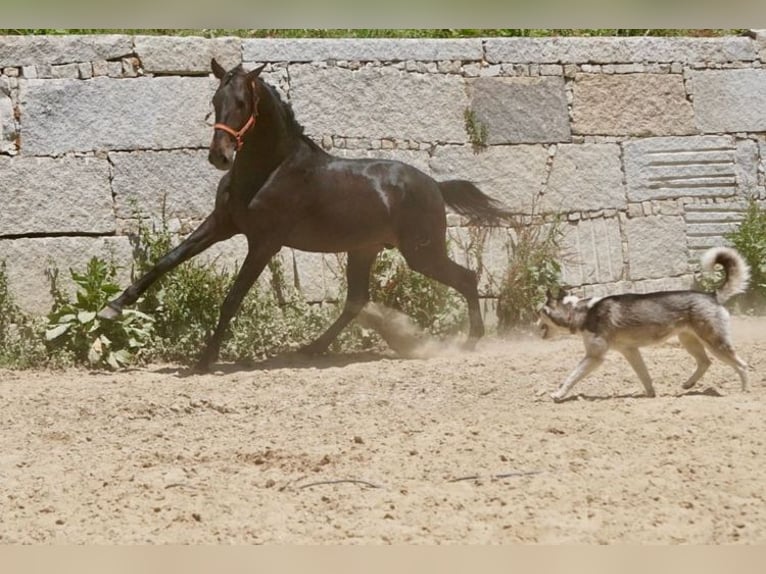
[261,79,324,153]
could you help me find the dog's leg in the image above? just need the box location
[551,354,604,402]
[705,341,749,392]
[619,347,656,398]
[677,332,711,390]
[696,329,749,392]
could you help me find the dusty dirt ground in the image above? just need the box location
[0,316,764,544]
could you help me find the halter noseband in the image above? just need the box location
[213,114,256,151]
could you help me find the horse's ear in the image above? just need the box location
[246,63,267,83]
[211,58,226,80]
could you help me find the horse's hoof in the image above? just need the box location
[97,304,122,320]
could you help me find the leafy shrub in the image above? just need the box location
[496,217,564,331]
[369,249,467,337]
[724,198,766,311]
[45,257,154,369]
[0,262,48,369]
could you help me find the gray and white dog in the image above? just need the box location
[538,247,750,402]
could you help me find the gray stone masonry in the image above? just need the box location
[0,236,133,314]
[2,34,766,316]
[19,76,217,155]
[0,155,113,236]
[572,73,696,136]
[289,65,467,143]
[468,76,571,144]
[0,35,133,67]
[687,69,766,133]
[243,38,483,63]
[134,35,242,74]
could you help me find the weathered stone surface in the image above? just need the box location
[688,69,766,133]
[0,35,134,67]
[0,155,113,236]
[0,236,133,314]
[560,217,624,286]
[624,215,688,280]
[0,92,14,153]
[244,38,482,63]
[19,76,217,155]
[753,29,766,61]
[447,226,511,296]
[624,136,743,202]
[289,65,468,143]
[134,35,241,74]
[468,76,570,144]
[684,201,750,258]
[110,150,221,220]
[290,250,345,302]
[485,37,755,65]
[572,73,695,136]
[541,144,626,213]
[429,145,550,213]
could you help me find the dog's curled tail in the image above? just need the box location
[701,246,751,303]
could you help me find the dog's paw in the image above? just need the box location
[550,391,567,403]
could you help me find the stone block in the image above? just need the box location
[0,34,133,67]
[243,38,483,63]
[560,217,624,286]
[540,143,626,213]
[468,76,570,144]
[134,35,242,74]
[623,136,745,202]
[0,155,113,236]
[429,145,550,214]
[0,93,15,153]
[109,150,222,220]
[484,37,755,65]
[688,69,766,133]
[289,65,468,143]
[572,73,695,136]
[0,236,133,315]
[624,215,688,280]
[19,76,217,155]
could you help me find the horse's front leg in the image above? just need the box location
[98,213,234,319]
[194,242,280,373]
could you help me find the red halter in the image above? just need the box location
[213,114,256,151]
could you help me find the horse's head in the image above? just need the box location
[208,58,266,171]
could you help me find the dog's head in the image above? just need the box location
[537,289,583,339]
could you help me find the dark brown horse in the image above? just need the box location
[99,59,512,372]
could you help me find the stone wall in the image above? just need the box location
[2,33,766,315]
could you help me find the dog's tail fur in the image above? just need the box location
[701,247,751,303]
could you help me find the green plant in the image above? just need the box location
[724,198,766,310]
[496,217,564,331]
[464,108,489,152]
[45,257,154,369]
[0,261,48,368]
[369,249,467,337]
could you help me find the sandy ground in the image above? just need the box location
[0,316,764,544]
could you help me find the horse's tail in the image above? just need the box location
[438,179,514,226]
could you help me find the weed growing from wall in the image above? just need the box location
[496,216,564,331]
[0,262,47,368]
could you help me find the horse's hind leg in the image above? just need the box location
[99,213,234,319]
[195,241,279,372]
[301,247,381,355]
[399,241,483,349]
